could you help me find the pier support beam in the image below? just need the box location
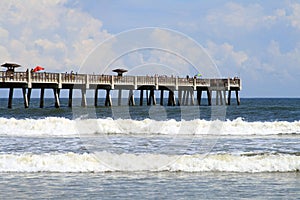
[140,90,144,106]
[207,89,212,106]
[22,88,29,108]
[94,89,98,107]
[223,90,227,105]
[148,89,156,105]
[118,89,122,106]
[105,89,112,106]
[40,88,45,108]
[8,87,14,109]
[160,90,164,106]
[128,89,135,106]
[167,90,175,106]
[81,88,87,107]
[235,90,240,105]
[216,90,223,105]
[197,89,202,106]
[53,88,60,108]
[177,89,182,106]
[27,88,32,106]
[185,90,190,105]
[146,90,150,105]
[68,88,73,107]
[227,90,231,105]
[190,90,194,106]
[182,90,187,105]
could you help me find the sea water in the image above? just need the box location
[0,98,299,199]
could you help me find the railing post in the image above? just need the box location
[85,74,89,89]
[227,78,230,90]
[27,69,32,88]
[134,76,137,90]
[58,73,62,89]
[111,76,114,89]
[155,75,158,90]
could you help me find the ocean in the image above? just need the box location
[0,98,299,199]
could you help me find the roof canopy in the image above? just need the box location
[1,63,21,69]
[112,68,128,76]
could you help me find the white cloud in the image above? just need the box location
[266,40,300,78]
[0,0,111,71]
[206,40,248,75]
[205,2,296,33]
[287,3,300,30]
[206,2,265,30]
[232,40,300,85]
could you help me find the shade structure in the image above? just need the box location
[1,63,21,71]
[33,66,45,72]
[112,68,128,76]
[1,63,21,68]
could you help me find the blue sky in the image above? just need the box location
[1,0,300,97]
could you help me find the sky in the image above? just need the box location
[1,0,300,97]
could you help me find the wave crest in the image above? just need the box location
[0,152,299,173]
[0,117,299,136]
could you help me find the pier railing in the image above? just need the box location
[0,71,242,108]
[0,71,241,90]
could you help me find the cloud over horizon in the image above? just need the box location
[0,0,110,72]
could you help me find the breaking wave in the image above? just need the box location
[0,152,299,173]
[0,117,299,136]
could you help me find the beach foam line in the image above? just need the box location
[0,152,299,173]
[0,117,299,136]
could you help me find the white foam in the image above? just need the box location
[0,152,299,173]
[0,117,299,136]
[0,117,77,136]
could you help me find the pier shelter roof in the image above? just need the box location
[112,68,128,76]
[1,63,21,72]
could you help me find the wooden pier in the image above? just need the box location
[0,70,241,108]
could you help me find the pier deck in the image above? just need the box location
[0,71,241,108]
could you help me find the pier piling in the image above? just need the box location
[40,88,45,108]
[94,89,98,107]
[235,90,240,105]
[128,89,135,106]
[81,88,87,107]
[227,90,231,105]
[53,88,60,108]
[197,89,202,106]
[160,90,164,106]
[68,88,73,107]
[140,90,144,106]
[105,89,112,106]
[207,90,212,106]
[27,88,32,106]
[118,89,122,106]
[22,88,29,108]
[8,87,14,109]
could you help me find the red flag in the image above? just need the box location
[33,66,45,72]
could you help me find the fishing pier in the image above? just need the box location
[0,65,241,108]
